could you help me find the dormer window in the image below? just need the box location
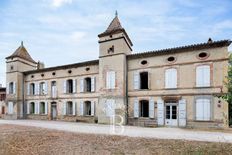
[108,45,114,54]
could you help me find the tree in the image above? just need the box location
[223,53,232,126]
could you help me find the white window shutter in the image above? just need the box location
[80,78,84,92]
[63,80,67,93]
[73,79,77,93]
[91,77,95,92]
[196,99,204,120]
[45,102,48,115]
[36,83,40,95]
[63,102,66,115]
[27,102,30,114]
[37,102,40,114]
[165,70,170,88]
[149,97,155,118]
[8,102,13,114]
[6,82,9,94]
[72,102,76,115]
[13,82,16,94]
[157,98,164,126]
[91,101,95,116]
[111,71,116,89]
[204,66,210,87]
[204,99,210,120]
[106,72,110,89]
[80,101,84,116]
[172,69,177,88]
[133,71,140,90]
[134,98,139,118]
[196,65,210,87]
[179,99,186,127]
[27,83,30,95]
[44,82,48,94]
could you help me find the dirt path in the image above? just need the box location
[0,119,232,143]
[0,125,232,155]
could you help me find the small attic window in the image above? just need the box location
[167,56,176,62]
[198,52,209,59]
[68,70,72,74]
[31,75,34,78]
[41,74,44,77]
[86,67,90,71]
[108,45,114,54]
[52,72,56,76]
[141,60,148,65]
[110,35,113,38]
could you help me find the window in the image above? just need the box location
[51,81,57,98]
[106,71,116,89]
[66,101,73,115]
[140,100,149,117]
[67,79,73,93]
[0,94,6,101]
[9,82,14,94]
[105,99,115,116]
[141,60,148,65]
[198,52,209,59]
[196,98,210,121]
[8,102,13,114]
[85,77,91,92]
[30,102,35,114]
[196,65,210,87]
[140,72,148,89]
[167,56,176,63]
[165,68,177,88]
[85,101,91,115]
[30,83,35,95]
[39,82,45,95]
[108,45,114,54]
[40,102,45,114]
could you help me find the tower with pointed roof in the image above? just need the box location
[5,42,37,119]
[97,13,133,124]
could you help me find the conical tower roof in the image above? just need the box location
[6,41,36,64]
[98,13,133,46]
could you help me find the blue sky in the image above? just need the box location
[0,0,232,86]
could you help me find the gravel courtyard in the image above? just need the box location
[0,124,232,155]
[0,120,232,143]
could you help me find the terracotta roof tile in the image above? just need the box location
[127,40,232,59]
[6,42,37,64]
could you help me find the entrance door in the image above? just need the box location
[51,103,57,120]
[165,104,178,126]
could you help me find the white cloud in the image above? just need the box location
[51,0,73,8]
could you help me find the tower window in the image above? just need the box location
[140,72,148,89]
[10,66,14,70]
[9,82,14,94]
[108,45,114,54]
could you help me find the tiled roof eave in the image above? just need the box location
[127,40,231,59]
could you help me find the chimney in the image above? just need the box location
[208,38,213,43]
[37,61,45,69]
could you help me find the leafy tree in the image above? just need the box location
[223,53,232,126]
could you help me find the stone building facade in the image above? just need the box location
[5,15,231,128]
[0,86,6,118]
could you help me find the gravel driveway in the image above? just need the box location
[0,119,231,143]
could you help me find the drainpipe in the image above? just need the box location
[22,73,25,119]
[125,56,129,125]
